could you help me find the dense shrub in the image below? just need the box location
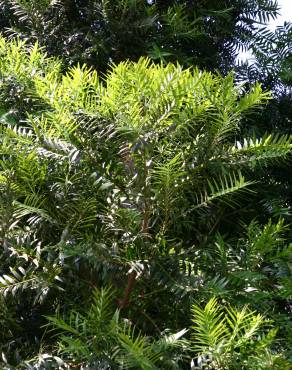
[0,37,291,368]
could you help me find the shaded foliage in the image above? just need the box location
[0,0,279,72]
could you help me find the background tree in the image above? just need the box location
[236,20,292,224]
[0,0,279,72]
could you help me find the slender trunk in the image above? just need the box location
[117,270,137,309]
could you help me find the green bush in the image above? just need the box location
[0,37,291,368]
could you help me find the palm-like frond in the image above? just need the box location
[191,297,228,352]
[194,171,255,209]
[117,327,160,370]
[230,133,292,167]
[191,298,267,369]
[0,266,37,296]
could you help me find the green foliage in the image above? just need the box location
[46,287,187,369]
[236,15,292,226]
[237,21,292,90]
[191,298,289,369]
[0,0,279,72]
[0,37,291,368]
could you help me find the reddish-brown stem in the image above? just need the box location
[117,270,137,309]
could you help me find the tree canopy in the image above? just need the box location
[0,1,291,369]
[0,0,279,71]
